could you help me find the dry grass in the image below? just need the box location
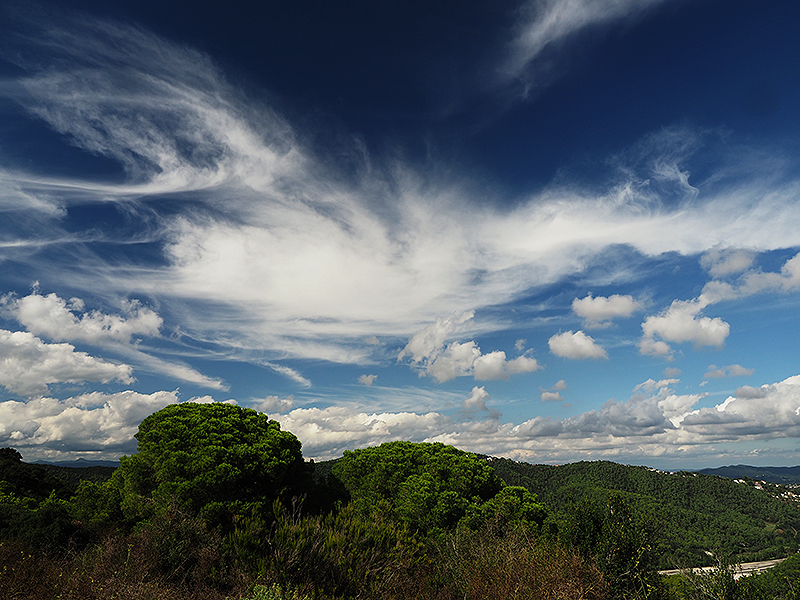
[432,528,609,600]
[0,513,249,600]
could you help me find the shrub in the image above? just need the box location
[255,499,424,598]
[435,527,609,600]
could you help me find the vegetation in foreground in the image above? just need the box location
[1,403,799,599]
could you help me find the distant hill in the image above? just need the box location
[34,458,120,468]
[1,452,117,501]
[487,458,800,568]
[698,465,800,485]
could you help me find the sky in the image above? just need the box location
[1,0,800,470]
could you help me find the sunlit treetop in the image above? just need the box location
[112,402,307,526]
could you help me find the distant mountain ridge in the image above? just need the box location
[698,464,800,485]
[34,458,120,468]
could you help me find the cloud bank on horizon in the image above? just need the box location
[1,0,800,469]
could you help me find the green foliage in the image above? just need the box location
[332,441,503,532]
[560,492,667,599]
[233,584,313,600]
[40,463,117,489]
[461,484,548,535]
[0,517,248,600]
[133,504,234,589]
[70,479,124,536]
[8,420,799,600]
[0,447,71,502]
[0,480,36,508]
[675,557,739,600]
[111,403,308,528]
[0,447,22,462]
[433,527,609,600]
[251,499,425,598]
[491,458,800,568]
[0,490,82,550]
[736,553,800,600]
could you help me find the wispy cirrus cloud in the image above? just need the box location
[3,11,800,374]
[502,0,671,92]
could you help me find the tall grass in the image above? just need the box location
[433,527,608,600]
[0,508,248,600]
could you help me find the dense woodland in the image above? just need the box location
[1,403,799,600]
[489,458,800,568]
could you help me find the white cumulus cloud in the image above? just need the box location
[400,313,541,382]
[639,298,729,358]
[507,354,542,375]
[680,376,800,439]
[4,291,162,344]
[0,329,133,397]
[250,394,295,414]
[548,330,607,359]
[246,373,800,468]
[1,290,224,390]
[704,364,754,379]
[541,379,567,402]
[700,247,756,278]
[701,251,800,304]
[0,390,178,460]
[572,293,641,328]
[358,374,377,386]
[460,386,501,420]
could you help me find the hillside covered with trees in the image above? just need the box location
[1,403,799,600]
[488,458,800,568]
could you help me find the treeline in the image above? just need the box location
[1,403,799,600]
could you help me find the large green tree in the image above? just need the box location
[111,402,307,527]
[332,441,504,532]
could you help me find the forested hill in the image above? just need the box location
[487,458,800,569]
[4,405,800,600]
[6,442,800,572]
[699,464,800,485]
[0,449,115,501]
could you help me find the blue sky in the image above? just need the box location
[2,0,800,470]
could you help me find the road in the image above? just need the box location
[659,558,786,580]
